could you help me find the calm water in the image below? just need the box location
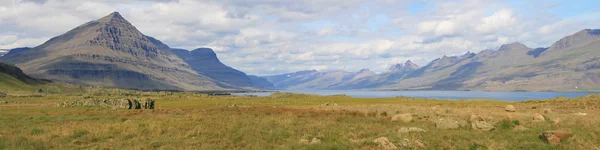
[233,90,596,101]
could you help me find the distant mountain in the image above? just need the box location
[0,12,255,91]
[268,29,600,92]
[262,69,379,89]
[172,48,271,88]
[247,75,275,89]
[1,47,30,58]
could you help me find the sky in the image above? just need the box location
[0,0,599,76]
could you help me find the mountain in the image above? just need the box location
[268,29,600,92]
[171,48,256,88]
[247,75,275,89]
[0,12,241,91]
[1,47,31,58]
[262,69,379,89]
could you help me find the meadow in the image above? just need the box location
[0,86,599,149]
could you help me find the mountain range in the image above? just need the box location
[1,12,598,92]
[264,29,600,92]
[0,12,272,91]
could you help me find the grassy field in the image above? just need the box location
[0,90,599,149]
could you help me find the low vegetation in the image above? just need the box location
[0,88,599,149]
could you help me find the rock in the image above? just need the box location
[299,139,310,144]
[574,112,588,116]
[505,105,516,112]
[457,120,468,128]
[399,138,411,148]
[310,138,321,144]
[299,138,321,145]
[543,109,552,114]
[533,113,545,122]
[551,118,561,126]
[472,120,495,131]
[391,113,412,123]
[470,114,484,128]
[540,130,572,145]
[513,125,529,131]
[373,137,398,149]
[435,118,461,130]
[397,127,426,133]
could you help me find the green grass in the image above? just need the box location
[0,73,35,92]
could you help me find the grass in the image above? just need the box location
[0,89,599,149]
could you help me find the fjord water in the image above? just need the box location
[235,90,596,101]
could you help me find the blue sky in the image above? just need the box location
[0,0,599,75]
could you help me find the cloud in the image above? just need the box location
[0,0,599,75]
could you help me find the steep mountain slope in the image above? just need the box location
[247,75,275,89]
[0,12,226,91]
[172,48,255,88]
[1,47,30,58]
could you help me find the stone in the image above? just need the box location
[391,113,412,123]
[473,120,495,131]
[310,138,321,144]
[399,139,411,148]
[543,109,552,114]
[299,137,321,145]
[513,125,529,131]
[299,139,310,144]
[533,113,545,122]
[505,105,516,112]
[435,118,461,130]
[540,130,572,145]
[373,137,398,149]
[397,127,426,133]
[574,112,588,116]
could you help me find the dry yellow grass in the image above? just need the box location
[0,92,599,149]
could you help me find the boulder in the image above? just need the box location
[472,120,495,131]
[373,137,398,149]
[505,105,516,112]
[533,113,545,122]
[397,127,426,133]
[540,130,572,145]
[415,140,426,148]
[391,113,412,123]
[543,109,552,114]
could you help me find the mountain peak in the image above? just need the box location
[404,60,419,69]
[498,42,528,51]
[97,12,128,24]
[578,29,600,36]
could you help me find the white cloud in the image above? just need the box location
[0,0,599,75]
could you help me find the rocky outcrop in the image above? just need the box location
[58,98,155,109]
[540,130,572,145]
